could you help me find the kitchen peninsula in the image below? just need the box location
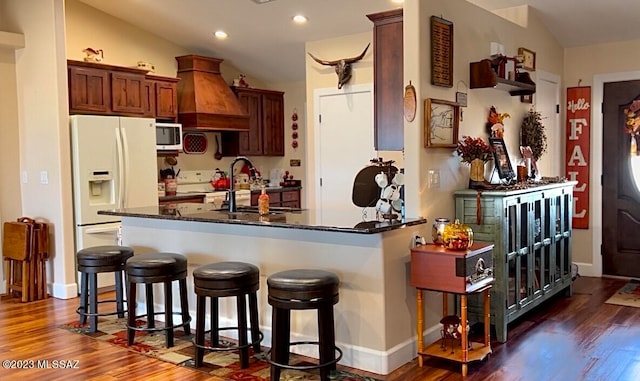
[99,205,427,374]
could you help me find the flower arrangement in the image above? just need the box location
[624,100,640,136]
[456,136,495,164]
[487,106,511,138]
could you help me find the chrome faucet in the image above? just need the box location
[228,156,255,212]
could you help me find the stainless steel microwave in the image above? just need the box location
[155,122,182,150]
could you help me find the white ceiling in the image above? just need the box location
[76,0,640,84]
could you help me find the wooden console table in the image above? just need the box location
[411,243,494,377]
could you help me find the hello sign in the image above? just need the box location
[565,86,591,229]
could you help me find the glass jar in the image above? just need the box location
[431,218,450,246]
[442,219,474,250]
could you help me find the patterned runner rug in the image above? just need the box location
[605,279,640,307]
[61,317,382,381]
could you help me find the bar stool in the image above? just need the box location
[76,245,134,333]
[192,261,263,368]
[267,269,342,381]
[125,252,191,348]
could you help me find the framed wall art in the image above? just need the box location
[431,16,453,87]
[489,137,515,180]
[424,98,459,148]
[517,47,536,71]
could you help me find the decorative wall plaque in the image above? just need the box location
[430,16,453,88]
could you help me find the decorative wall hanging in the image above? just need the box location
[487,106,510,139]
[489,137,515,181]
[82,47,104,63]
[403,81,417,122]
[424,98,459,148]
[430,16,453,88]
[566,86,591,229]
[308,43,370,89]
[182,132,207,154]
[517,47,536,71]
[291,109,299,149]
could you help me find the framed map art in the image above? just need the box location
[424,98,459,148]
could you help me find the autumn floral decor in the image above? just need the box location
[624,100,640,136]
[456,136,495,164]
[487,106,511,138]
[520,109,547,161]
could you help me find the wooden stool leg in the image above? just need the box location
[270,307,284,381]
[115,270,125,318]
[164,280,174,348]
[89,273,99,333]
[127,281,137,345]
[28,257,36,302]
[210,296,219,347]
[318,304,336,381]
[416,289,424,367]
[237,294,249,368]
[179,278,190,335]
[195,294,206,367]
[248,291,261,352]
[79,272,89,325]
[145,284,155,328]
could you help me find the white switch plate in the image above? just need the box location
[22,171,28,183]
[40,171,48,185]
[428,169,440,188]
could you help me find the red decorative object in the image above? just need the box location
[565,86,591,229]
[291,109,298,121]
[292,141,298,148]
[292,131,298,139]
[292,122,298,130]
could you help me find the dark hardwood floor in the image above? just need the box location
[0,276,637,380]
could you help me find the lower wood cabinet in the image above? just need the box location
[250,188,300,208]
[454,182,575,342]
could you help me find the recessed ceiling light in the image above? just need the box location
[292,15,307,24]
[251,0,275,4]
[391,0,404,3]
[214,30,228,39]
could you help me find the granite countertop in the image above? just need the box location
[99,204,426,234]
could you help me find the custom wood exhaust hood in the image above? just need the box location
[176,55,249,131]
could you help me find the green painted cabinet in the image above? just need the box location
[454,182,575,342]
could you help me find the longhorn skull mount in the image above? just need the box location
[308,43,370,89]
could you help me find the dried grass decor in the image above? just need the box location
[520,109,547,161]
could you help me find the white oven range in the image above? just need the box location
[175,169,251,210]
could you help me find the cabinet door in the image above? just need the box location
[68,66,110,114]
[111,72,145,114]
[237,91,263,156]
[368,9,404,151]
[155,81,178,120]
[262,92,285,156]
[142,80,156,118]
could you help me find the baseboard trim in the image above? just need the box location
[51,282,78,299]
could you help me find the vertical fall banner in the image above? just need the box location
[566,86,591,229]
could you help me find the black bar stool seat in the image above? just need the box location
[125,252,191,348]
[267,269,342,381]
[76,245,134,333]
[193,261,263,369]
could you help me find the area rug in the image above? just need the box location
[605,279,640,307]
[61,317,382,381]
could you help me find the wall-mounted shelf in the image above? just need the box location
[469,59,535,96]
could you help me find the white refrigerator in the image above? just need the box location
[70,115,159,289]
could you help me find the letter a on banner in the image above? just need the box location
[566,86,591,229]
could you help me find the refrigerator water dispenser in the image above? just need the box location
[88,170,113,203]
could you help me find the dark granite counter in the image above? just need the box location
[98,204,426,234]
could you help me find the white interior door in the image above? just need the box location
[315,84,376,225]
[535,71,562,176]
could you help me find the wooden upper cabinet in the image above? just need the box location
[68,65,110,113]
[154,78,179,120]
[111,71,145,114]
[67,60,179,121]
[222,87,285,157]
[367,9,404,151]
[261,91,285,156]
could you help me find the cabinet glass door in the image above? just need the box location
[541,197,553,291]
[532,196,543,297]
